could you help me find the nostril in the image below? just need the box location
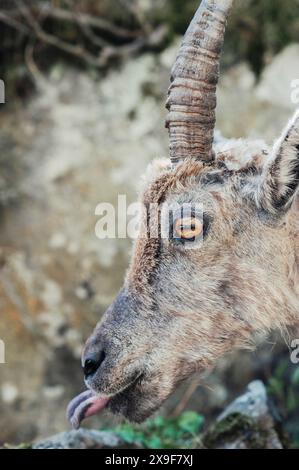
[83,350,106,378]
[83,358,98,377]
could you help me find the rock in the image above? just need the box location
[159,37,181,69]
[217,380,268,421]
[30,381,285,449]
[203,381,284,449]
[0,52,168,442]
[255,44,299,110]
[216,63,256,138]
[33,429,126,449]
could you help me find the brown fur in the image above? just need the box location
[82,111,299,423]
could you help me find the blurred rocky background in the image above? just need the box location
[0,0,299,448]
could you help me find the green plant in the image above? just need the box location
[101,411,204,449]
[267,359,299,448]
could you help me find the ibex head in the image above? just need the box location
[68,0,299,427]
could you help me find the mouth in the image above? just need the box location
[67,373,144,429]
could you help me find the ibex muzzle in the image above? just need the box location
[68,0,299,427]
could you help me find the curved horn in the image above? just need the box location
[166,0,233,164]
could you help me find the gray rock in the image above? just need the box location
[255,44,299,110]
[203,381,283,449]
[217,380,268,421]
[33,429,125,449]
[32,381,284,449]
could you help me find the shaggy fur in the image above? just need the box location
[82,111,299,422]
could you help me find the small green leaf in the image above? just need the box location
[291,367,299,386]
[274,360,288,379]
[161,422,182,440]
[286,388,299,413]
[152,416,167,428]
[267,377,284,398]
[177,411,204,434]
[144,435,163,449]
[114,424,144,444]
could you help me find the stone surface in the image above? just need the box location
[255,44,299,110]
[0,52,168,443]
[217,380,268,421]
[203,381,283,449]
[30,381,284,449]
[33,429,126,449]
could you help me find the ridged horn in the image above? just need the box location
[166,0,233,164]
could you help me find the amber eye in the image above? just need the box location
[174,217,203,240]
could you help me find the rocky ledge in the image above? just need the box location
[30,381,285,450]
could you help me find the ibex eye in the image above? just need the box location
[174,217,203,241]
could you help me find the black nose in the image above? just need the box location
[83,351,106,378]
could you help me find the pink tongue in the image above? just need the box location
[84,396,110,418]
[67,390,110,430]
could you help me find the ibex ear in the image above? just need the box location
[259,110,299,214]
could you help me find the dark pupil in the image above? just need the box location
[181,223,196,232]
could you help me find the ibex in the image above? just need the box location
[68,0,299,428]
